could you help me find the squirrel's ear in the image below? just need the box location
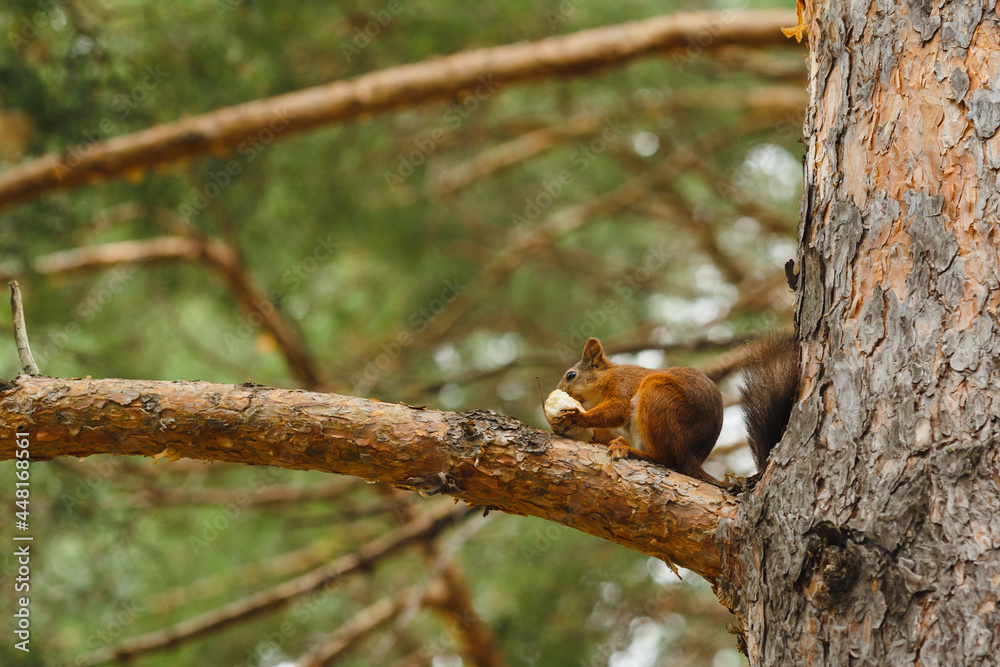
[582,338,608,367]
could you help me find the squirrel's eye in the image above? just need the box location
[565,371,577,381]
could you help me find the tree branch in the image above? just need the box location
[32,235,327,390]
[295,583,430,667]
[75,501,471,665]
[428,561,503,667]
[0,375,737,581]
[32,236,204,273]
[0,10,798,212]
[366,120,780,390]
[431,114,601,197]
[148,540,340,616]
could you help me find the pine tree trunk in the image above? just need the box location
[724,1,1000,664]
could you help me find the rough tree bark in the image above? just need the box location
[719,1,1000,664]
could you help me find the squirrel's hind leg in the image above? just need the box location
[607,436,659,462]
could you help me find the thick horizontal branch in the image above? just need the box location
[0,9,797,211]
[0,375,737,580]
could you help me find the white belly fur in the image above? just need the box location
[612,395,649,453]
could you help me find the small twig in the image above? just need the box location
[8,280,39,375]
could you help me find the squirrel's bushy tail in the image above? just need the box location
[739,335,800,470]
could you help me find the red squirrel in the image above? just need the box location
[551,337,798,485]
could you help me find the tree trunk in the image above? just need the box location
[722,1,1000,664]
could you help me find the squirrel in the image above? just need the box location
[550,336,799,485]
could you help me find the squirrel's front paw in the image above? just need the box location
[543,390,594,441]
[550,407,582,434]
[545,390,582,432]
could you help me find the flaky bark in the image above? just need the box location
[0,374,736,580]
[0,10,796,211]
[721,1,1000,664]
